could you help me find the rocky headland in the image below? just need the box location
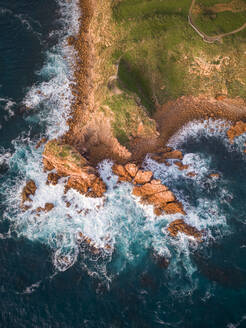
[21,0,246,247]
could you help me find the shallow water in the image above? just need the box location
[1,0,246,327]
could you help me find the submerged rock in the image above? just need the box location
[167,219,202,241]
[174,161,189,171]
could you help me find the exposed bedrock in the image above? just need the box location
[42,139,106,198]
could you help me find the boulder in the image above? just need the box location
[124,163,138,177]
[227,121,246,143]
[209,173,220,179]
[161,150,183,160]
[174,161,189,171]
[21,180,37,204]
[46,172,60,185]
[36,203,54,213]
[187,172,197,177]
[167,219,202,241]
[132,182,168,197]
[112,164,132,182]
[146,190,176,207]
[163,201,186,215]
[134,170,153,184]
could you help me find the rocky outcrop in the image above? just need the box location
[167,219,202,241]
[21,180,37,208]
[174,161,189,171]
[46,172,60,185]
[151,147,183,162]
[112,164,132,182]
[35,137,47,149]
[134,170,153,184]
[43,140,106,198]
[36,203,54,213]
[227,121,246,143]
[125,163,139,178]
[209,173,220,179]
[112,161,185,216]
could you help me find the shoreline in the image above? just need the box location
[61,0,246,165]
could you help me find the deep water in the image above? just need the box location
[1,1,246,327]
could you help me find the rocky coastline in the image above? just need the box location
[21,0,246,251]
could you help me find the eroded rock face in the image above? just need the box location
[227,121,246,143]
[43,139,107,198]
[167,219,202,241]
[21,180,37,205]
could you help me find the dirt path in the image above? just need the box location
[188,0,246,43]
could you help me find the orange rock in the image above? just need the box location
[112,164,132,182]
[227,121,246,143]
[21,180,37,205]
[145,190,176,207]
[65,176,88,195]
[161,150,183,160]
[167,219,202,241]
[174,161,189,171]
[36,203,54,213]
[88,177,107,198]
[35,137,47,149]
[134,170,153,184]
[43,158,55,171]
[124,163,138,177]
[132,183,168,197]
[187,172,197,177]
[46,172,60,185]
[163,202,186,215]
[209,173,220,179]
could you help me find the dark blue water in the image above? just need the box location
[1,1,246,327]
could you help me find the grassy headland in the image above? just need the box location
[64,0,246,163]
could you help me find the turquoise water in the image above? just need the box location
[1,0,246,327]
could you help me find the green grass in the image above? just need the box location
[194,3,246,35]
[99,0,246,146]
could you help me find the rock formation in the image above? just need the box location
[21,180,37,209]
[43,140,106,197]
[112,161,186,216]
[167,219,202,241]
[227,121,246,143]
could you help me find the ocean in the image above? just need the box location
[1,1,246,327]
